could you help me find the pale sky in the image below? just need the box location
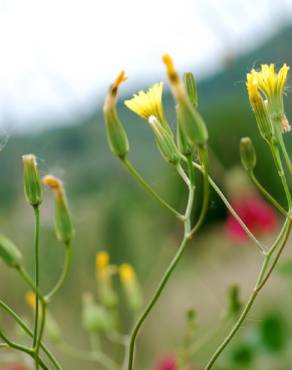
[0,0,291,130]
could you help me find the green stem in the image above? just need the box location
[191,160,266,254]
[249,172,288,217]
[35,301,47,370]
[269,142,292,208]
[45,242,72,301]
[127,236,190,370]
[33,206,40,359]
[17,267,45,303]
[0,328,48,370]
[204,220,292,369]
[122,159,184,220]
[0,299,63,370]
[275,122,292,174]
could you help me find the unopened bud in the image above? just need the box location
[103,71,129,159]
[240,137,256,172]
[119,263,143,311]
[183,72,198,108]
[0,234,22,268]
[148,116,180,165]
[227,284,242,317]
[22,154,43,207]
[42,175,74,244]
[162,54,208,147]
[82,292,113,333]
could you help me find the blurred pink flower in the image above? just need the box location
[3,365,27,370]
[155,355,177,370]
[225,194,278,243]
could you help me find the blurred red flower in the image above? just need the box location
[3,365,27,370]
[225,194,278,243]
[155,355,177,370]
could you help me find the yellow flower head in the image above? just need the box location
[124,82,165,123]
[25,291,36,310]
[119,263,135,284]
[96,251,109,270]
[246,63,290,133]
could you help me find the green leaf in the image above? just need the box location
[230,343,255,366]
[259,312,288,352]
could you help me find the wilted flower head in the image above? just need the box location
[124,82,165,123]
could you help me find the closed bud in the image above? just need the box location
[227,284,242,317]
[0,234,22,268]
[183,72,198,108]
[103,71,129,159]
[240,137,256,172]
[119,263,143,311]
[162,54,208,147]
[148,115,180,165]
[82,292,113,333]
[42,175,74,244]
[176,106,194,156]
[22,154,43,207]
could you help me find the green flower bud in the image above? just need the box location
[82,292,113,333]
[183,72,198,108]
[227,284,242,317]
[176,106,194,156]
[148,115,180,165]
[0,234,22,268]
[119,264,143,311]
[22,154,43,207]
[240,137,256,172]
[103,71,129,159]
[162,54,208,147]
[42,175,74,244]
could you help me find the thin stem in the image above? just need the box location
[0,328,48,370]
[191,160,266,254]
[204,220,292,369]
[32,206,41,370]
[35,301,47,370]
[0,299,63,370]
[45,242,72,301]
[269,142,292,208]
[17,267,45,304]
[177,164,191,188]
[127,236,190,370]
[249,172,288,217]
[122,159,183,220]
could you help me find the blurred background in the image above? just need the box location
[1,0,292,369]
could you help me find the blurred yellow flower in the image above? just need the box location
[25,291,36,310]
[124,83,165,122]
[119,263,135,284]
[96,251,109,270]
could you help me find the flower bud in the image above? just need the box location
[162,54,208,147]
[96,251,118,308]
[22,154,43,207]
[119,263,142,311]
[183,72,198,108]
[176,106,193,156]
[0,234,22,268]
[42,175,74,244]
[227,284,242,317]
[81,292,113,333]
[240,137,256,172]
[148,116,180,165]
[103,71,129,159]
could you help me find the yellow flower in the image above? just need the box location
[119,263,135,284]
[96,251,109,270]
[25,291,36,310]
[124,82,165,123]
[246,64,290,133]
